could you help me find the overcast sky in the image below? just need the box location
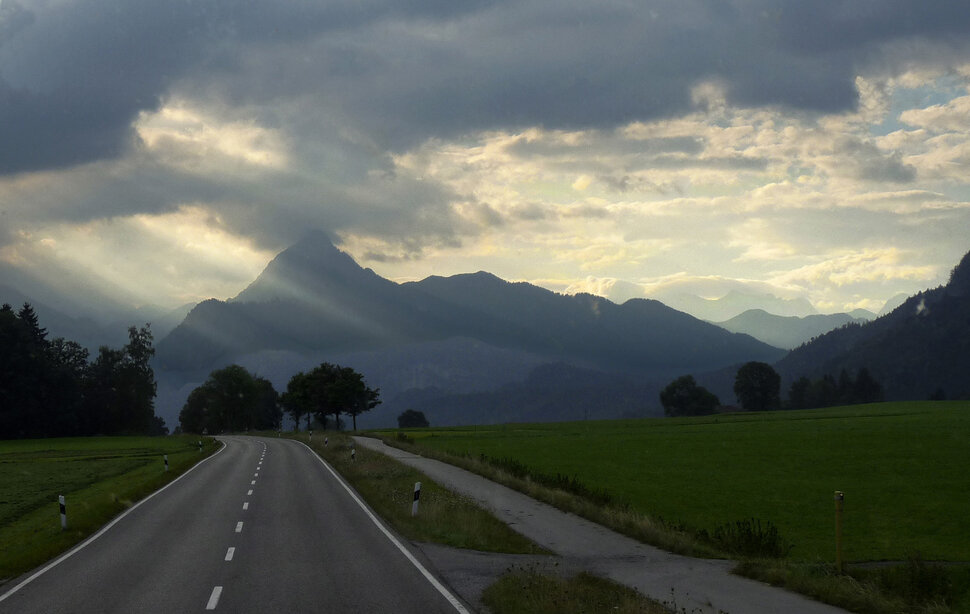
[2,0,969,317]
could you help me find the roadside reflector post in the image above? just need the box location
[324,436,328,447]
[351,446,356,462]
[309,430,313,444]
[164,454,169,471]
[198,440,202,452]
[834,490,845,573]
[412,482,421,516]
[59,495,66,530]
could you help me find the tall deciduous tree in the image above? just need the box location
[734,361,781,411]
[397,409,429,428]
[178,365,281,434]
[659,375,720,417]
[283,363,379,431]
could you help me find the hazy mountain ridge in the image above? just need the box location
[652,289,819,321]
[156,234,785,376]
[776,249,970,400]
[0,284,194,352]
[152,233,787,426]
[715,309,872,350]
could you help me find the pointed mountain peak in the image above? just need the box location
[231,231,384,303]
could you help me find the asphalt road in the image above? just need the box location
[0,436,468,614]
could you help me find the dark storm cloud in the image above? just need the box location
[2,0,970,176]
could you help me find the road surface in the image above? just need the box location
[0,436,467,613]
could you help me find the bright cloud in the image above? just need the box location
[1,0,969,319]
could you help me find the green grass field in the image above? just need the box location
[392,401,970,563]
[0,435,217,582]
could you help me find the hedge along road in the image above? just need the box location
[0,436,468,614]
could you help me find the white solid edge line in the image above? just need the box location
[295,440,471,614]
[206,586,223,610]
[0,440,229,603]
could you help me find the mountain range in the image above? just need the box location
[715,310,872,350]
[776,250,970,400]
[8,230,966,428]
[153,231,785,426]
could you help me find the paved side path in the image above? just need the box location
[354,436,849,614]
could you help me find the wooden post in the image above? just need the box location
[834,490,844,573]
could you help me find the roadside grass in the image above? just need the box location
[737,557,970,614]
[376,432,721,558]
[374,401,970,614]
[0,435,219,584]
[482,565,670,614]
[286,431,547,555]
[380,402,970,562]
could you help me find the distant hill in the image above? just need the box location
[653,289,818,321]
[878,293,910,316]
[362,362,664,428]
[154,232,785,426]
[776,249,970,400]
[716,309,871,350]
[157,232,784,375]
[0,285,193,352]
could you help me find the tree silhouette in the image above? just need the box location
[178,364,281,434]
[397,409,429,428]
[284,363,379,431]
[734,362,781,411]
[659,375,720,417]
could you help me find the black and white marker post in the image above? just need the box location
[198,440,202,452]
[411,482,421,516]
[59,495,66,530]
[164,454,169,471]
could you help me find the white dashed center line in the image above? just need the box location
[225,547,235,561]
[235,521,244,533]
[247,489,253,496]
[206,586,223,610]
[251,480,256,485]
[243,502,249,510]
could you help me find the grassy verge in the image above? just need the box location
[381,402,970,562]
[373,401,970,614]
[374,432,720,558]
[286,431,546,554]
[482,566,670,614]
[737,558,970,614]
[0,435,219,584]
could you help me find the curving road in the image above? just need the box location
[0,436,468,613]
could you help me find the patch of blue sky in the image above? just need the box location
[869,74,968,137]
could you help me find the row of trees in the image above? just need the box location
[178,365,281,434]
[282,363,381,432]
[178,362,381,434]
[660,361,884,417]
[0,303,163,438]
[788,368,883,409]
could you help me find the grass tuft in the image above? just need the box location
[482,565,670,614]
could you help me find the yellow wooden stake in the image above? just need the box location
[834,490,845,573]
